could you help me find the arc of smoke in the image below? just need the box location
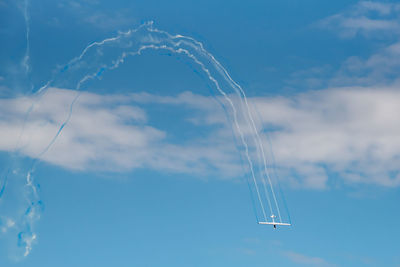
[168,32,282,221]
[148,27,281,220]
[31,25,282,222]
[10,22,290,257]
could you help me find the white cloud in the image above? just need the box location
[154,86,400,189]
[0,88,241,178]
[284,251,337,267]
[319,1,400,38]
[330,41,400,86]
[252,87,400,188]
[144,86,400,189]
[2,85,400,189]
[301,2,400,88]
[358,1,394,15]
[277,2,400,189]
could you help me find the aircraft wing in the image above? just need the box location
[258,222,291,226]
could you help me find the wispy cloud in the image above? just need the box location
[237,248,257,256]
[319,1,400,38]
[83,11,136,30]
[0,88,241,178]
[284,251,337,267]
[330,41,400,86]
[252,87,400,189]
[161,87,400,189]
[297,2,400,88]
[1,86,400,190]
[57,0,135,30]
[149,86,400,189]
[0,218,15,234]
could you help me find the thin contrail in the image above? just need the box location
[21,0,30,74]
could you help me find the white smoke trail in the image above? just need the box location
[0,0,42,259]
[0,165,42,259]
[31,22,286,222]
[21,0,30,74]
[156,28,282,221]
[3,22,290,257]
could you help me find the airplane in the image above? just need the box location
[258,214,291,229]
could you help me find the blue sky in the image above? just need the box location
[1,0,400,266]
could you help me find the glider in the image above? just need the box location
[258,215,291,229]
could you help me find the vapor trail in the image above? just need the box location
[31,22,287,222]
[6,22,290,257]
[0,1,42,258]
[21,0,30,74]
